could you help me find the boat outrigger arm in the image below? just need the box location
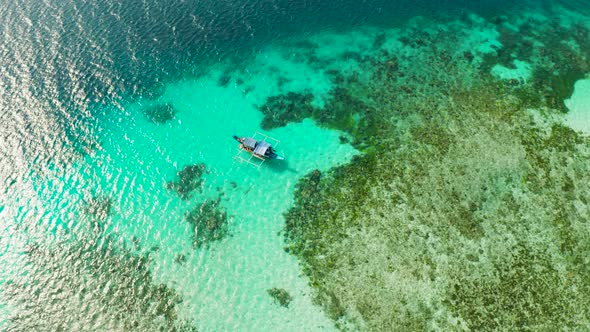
[233,132,285,168]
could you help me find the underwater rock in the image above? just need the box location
[144,103,177,124]
[185,197,229,248]
[325,69,340,76]
[267,288,293,307]
[258,92,317,130]
[218,74,232,87]
[242,85,254,95]
[167,163,208,200]
[277,76,291,88]
[308,169,321,185]
[298,169,321,202]
[174,254,187,265]
[399,34,429,48]
[132,236,141,250]
[291,40,318,50]
[490,15,508,24]
[398,36,411,46]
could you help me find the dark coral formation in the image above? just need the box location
[175,253,188,265]
[317,88,364,132]
[3,236,197,331]
[481,16,590,112]
[144,103,177,124]
[267,288,293,308]
[258,92,317,130]
[284,169,327,257]
[167,163,208,200]
[282,9,590,331]
[257,87,377,148]
[185,197,229,248]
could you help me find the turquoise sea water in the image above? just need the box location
[1,0,589,330]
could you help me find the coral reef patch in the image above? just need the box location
[143,103,177,124]
[167,163,208,200]
[2,235,197,331]
[257,87,376,149]
[481,14,590,112]
[259,92,316,130]
[267,288,293,308]
[185,196,229,248]
[282,8,590,331]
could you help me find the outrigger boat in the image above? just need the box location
[233,132,284,168]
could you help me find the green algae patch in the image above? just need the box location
[267,288,293,308]
[317,88,370,134]
[282,12,590,330]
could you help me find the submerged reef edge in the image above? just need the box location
[281,8,590,332]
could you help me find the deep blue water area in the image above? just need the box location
[1,0,553,106]
[0,0,558,176]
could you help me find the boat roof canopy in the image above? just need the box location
[243,137,257,149]
[253,140,271,156]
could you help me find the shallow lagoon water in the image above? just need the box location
[100,73,358,330]
[1,61,357,330]
[565,78,590,135]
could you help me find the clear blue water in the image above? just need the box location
[1,0,589,330]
